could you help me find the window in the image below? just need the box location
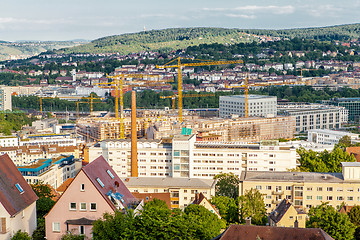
[266,186,272,190]
[286,186,292,191]
[307,187,313,191]
[306,196,312,200]
[317,187,323,191]
[90,203,97,211]
[266,195,272,199]
[327,196,333,201]
[327,187,333,192]
[96,178,104,188]
[15,183,24,194]
[316,196,323,200]
[337,196,343,201]
[70,202,76,210]
[53,222,60,232]
[80,202,86,211]
[79,226,85,235]
[256,185,262,190]
[106,170,114,179]
[80,184,85,191]
[348,196,354,201]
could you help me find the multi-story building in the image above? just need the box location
[326,97,360,121]
[18,155,82,189]
[219,95,277,118]
[240,162,360,213]
[308,129,359,145]
[278,103,346,133]
[0,136,18,147]
[0,144,79,166]
[123,177,216,209]
[86,135,298,179]
[19,134,78,147]
[0,86,12,111]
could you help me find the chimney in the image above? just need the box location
[294,218,299,228]
[131,91,138,177]
[245,217,251,226]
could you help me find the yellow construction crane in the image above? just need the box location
[226,77,304,117]
[96,73,171,139]
[160,93,215,110]
[156,57,243,122]
[39,94,104,116]
[76,100,104,120]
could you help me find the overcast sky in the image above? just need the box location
[1,0,360,41]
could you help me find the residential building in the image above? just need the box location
[219,95,277,118]
[308,129,359,145]
[213,225,334,240]
[132,192,171,208]
[0,86,12,111]
[278,103,346,133]
[18,155,82,189]
[0,154,38,239]
[45,156,140,240]
[123,177,215,209]
[0,137,18,147]
[240,162,360,213]
[268,199,306,228]
[192,193,221,218]
[86,136,298,179]
[0,145,79,166]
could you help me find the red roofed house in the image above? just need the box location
[0,154,38,239]
[192,193,221,218]
[45,156,141,239]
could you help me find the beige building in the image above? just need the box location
[240,162,360,213]
[123,177,216,209]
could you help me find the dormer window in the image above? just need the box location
[15,183,24,194]
[107,169,114,179]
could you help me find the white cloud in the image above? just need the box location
[225,14,256,19]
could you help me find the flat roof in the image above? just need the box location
[122,177,215,188]
[220,94,276,100]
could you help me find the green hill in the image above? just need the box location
[58,24,360,55]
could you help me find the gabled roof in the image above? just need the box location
[82,156,137,211]
[269,199,306,223]
[0,154,38,216]
[213,225,334,240]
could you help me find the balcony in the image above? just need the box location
[272,191,284,195]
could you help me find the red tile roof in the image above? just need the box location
[0,154,38,216]
[214,225,334,240]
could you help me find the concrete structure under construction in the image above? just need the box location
[219,94,277,118]
[278,103,347,134]
[86,135,298,179]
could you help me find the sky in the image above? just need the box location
[1,0,360,41]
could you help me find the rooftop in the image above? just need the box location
[220,94,276,100]
[122,177,215,189]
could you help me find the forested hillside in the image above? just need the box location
[58,24,360,55]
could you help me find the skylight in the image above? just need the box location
[15,183,24,193]
[106,169,114,179]
[96,178,105,188]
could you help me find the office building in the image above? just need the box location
[278,103,346,133]
[219,95,277,118]
[308,129,359,145]
[326,97,360,121]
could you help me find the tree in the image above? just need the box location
[214,173,240,199]
[210,196,239,224]
[61,232,85,240]
[31,181,55,199]
[11,230,31,240]
[239,188,267,225]
[307,203,355,240]
[32,218,45,240]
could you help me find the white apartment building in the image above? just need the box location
[308,129,359,145]
[219,95,277,118]
[123,177,216,209]
[86,135,298,179]
[0,136,18,147]
[18,155,82,189]
[0,86,12,111]
[278,103,347,133]
[20,134,78,147]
